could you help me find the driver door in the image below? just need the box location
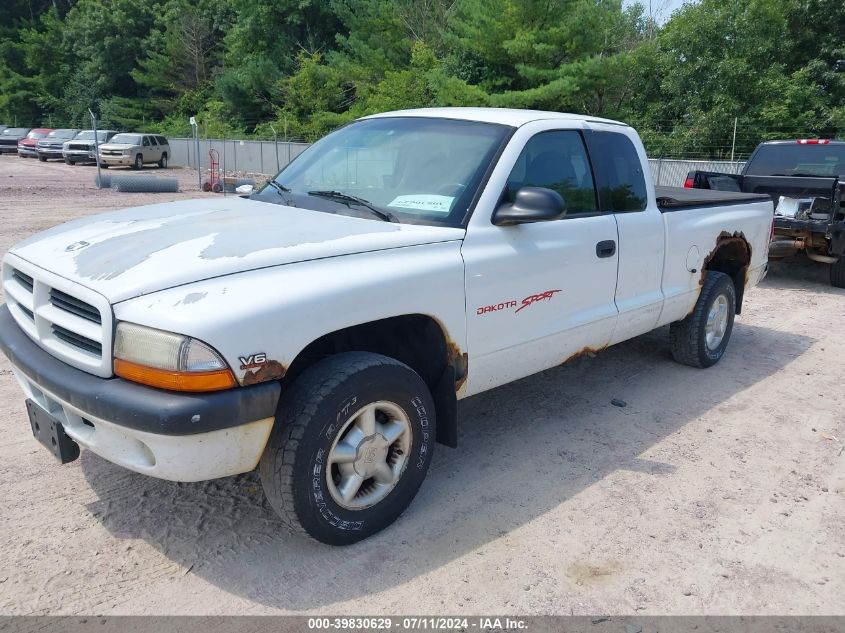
[461,127,620,394]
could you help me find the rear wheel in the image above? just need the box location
[831,257,845,288]
[259,352,436,545]
[158,153,168,168]
[670,271,736,368]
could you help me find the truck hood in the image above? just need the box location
[9,197,465,303]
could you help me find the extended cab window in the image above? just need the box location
[504,131,597,215]
[586,131,648,212]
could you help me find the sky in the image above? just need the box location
[626,0,693,24]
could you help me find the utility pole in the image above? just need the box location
[89,109,103,188]
[730,117,738,164]
[190,116,200,191]
[270,124,279,172]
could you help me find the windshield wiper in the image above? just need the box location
[307,190,398,223]
[265,180,291,195]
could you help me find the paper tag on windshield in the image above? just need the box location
[388,195,455,214]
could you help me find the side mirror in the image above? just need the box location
[492,187,567,226]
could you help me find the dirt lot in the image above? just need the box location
[0,154,843,616]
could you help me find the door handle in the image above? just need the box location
[596,240,616,258]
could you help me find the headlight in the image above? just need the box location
[113,322,236,392]
[123,149,131,156]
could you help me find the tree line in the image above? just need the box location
[0,0,843,158]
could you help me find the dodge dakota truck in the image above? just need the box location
[685,139,845,287]
[0,108,773,545]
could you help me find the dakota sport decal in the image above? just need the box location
[477,289,562,315]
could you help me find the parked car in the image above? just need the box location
[17,128,53,158]
[62,129,118,165]
[0,128,31,154]
[0,108,773,545]
[98,133,169,169]
[685,139,845,287]
[36,129,80,161]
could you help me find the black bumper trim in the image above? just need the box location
[0,305,280,436]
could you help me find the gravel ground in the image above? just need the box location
[0,154,843,616]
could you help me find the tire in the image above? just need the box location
[831,257,845,288]
[133,154,143,170]
[670,271,736,368]
[211,181,223,193]
[158,153,168,168]
[64,158,74,165]
[259,352,436,545]
[100,164,109,169]
[38,155,47,162]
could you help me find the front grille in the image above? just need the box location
[3,261,111,376]
[51,324,102,355]
[50,288,101,324]
[67,144,90,151]
[12,269,33,292]
[102,150,122,156]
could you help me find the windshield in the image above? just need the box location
[259,117,511,226]
[2,128,28,136]
[26,131,48,140]
[109,133,142,145]
[747,144,845,177]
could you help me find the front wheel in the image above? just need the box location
[831,257,845,288]
[133,154,143,170]
[259,352,436,545]
[64,158,75,165]
[38,155,47,162]
[670,271,736,368]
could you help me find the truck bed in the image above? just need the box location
[655,186,772,211]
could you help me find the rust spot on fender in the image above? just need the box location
[446,339,468,392]
[700,231,751,286]
[242,360,286,386]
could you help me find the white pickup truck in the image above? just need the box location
[0,108,773,544]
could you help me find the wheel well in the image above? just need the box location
[703,234,751,314]
[284,314,463,447]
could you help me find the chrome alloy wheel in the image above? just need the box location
[326,401,412,510]
[705,294,729,351]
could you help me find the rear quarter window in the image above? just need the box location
[586,131,648,212]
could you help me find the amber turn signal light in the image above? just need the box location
[114,359,237,392]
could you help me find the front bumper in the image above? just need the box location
[37,147,65,158]
[17,146,37,157]
[99,156,133,166]
[63,149,95,161]
[0,306,280,481]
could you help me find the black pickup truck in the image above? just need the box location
[685,139,845,287]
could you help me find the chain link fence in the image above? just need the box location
[168,138,311,175]
[648,159,745,187]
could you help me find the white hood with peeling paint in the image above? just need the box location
[9,197,465,303]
